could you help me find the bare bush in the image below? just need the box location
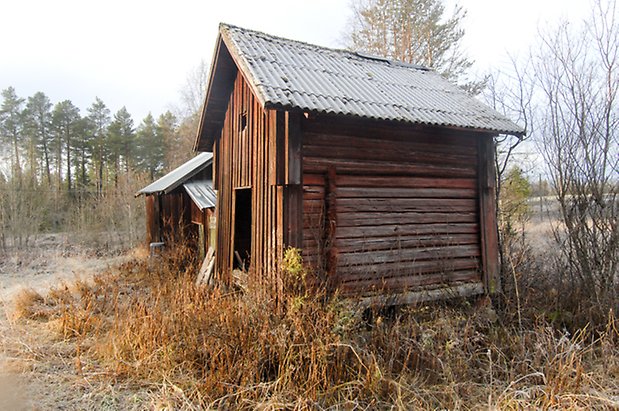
[533,0,618,315]
[0,176,53,250]
[68,173,147,253]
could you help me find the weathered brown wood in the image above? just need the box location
[335,175,477,189]
[335,223,478,239]
[339,270,480,293]
[337,244,480,266]
[209,58,500,305]
[213,72,270,286]
[325,167,338,283]
[303,142,477,167]
[303,173,326,186]
[302,114,486,149]
[335,198,477,213]
[275,111,286,185]
[354,282,485,306]
[478,136,500,294]
[304,157,477,178]
[282,112,303,249]
[335,212,478,226]
[303,233,479,252]
[336,187,476,199]
[336,257,480,280]
[286,112,302,185]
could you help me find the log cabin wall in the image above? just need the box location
[213,72,285,291]
[301,115,498,296]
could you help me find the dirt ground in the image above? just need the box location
[0,235,155,410]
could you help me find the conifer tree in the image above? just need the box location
[347,0,483,92]
[24,92,53,185]
[0,87,25,180]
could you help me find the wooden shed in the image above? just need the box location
[137,152,216,259]
[194,24,524,303]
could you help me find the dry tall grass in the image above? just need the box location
[11,244,619,409]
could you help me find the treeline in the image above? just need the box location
[0,87,197,249]
[0,87,194,194]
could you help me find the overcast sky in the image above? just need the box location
[1,0,590,122]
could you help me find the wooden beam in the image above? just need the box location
[325,166,338,286]
[354,282,485,307]
[283,112,303,249]
[285,112,302,185]
[478,137,500,294]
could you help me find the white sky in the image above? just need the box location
[0,0,590,122]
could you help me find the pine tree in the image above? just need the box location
[86,98,111,196]
[347,0,483,92]
[72,117,91,193]
[24,92,53,185]
[108,107,135,186]
[51,100,81,192]
[0,87,25,180]
[158,111,185,168]
[136,113,165,180]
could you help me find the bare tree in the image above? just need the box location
[534,0,618,308]
[180,59,209,118]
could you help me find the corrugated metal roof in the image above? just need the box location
[136,152,213,196]
[214,23,523,137]
[183,181,216,210]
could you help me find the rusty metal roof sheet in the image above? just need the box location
[136,152,213,196]
[183,181,216,210]
[215,23,524,137]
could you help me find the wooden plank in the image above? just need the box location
[336,223,479,239]
[303,157,477,178]
[305,233,479,252]
[336,187,476,199]
[325,166,338,283]
[286,112,302,185]
[478,136,500,294]
[335,212,478,226]
[302,116,487,149]
[335,198,477,213]
[336,244,481,266]
[303,173,326,186]
[275,110,286,185]
[339,270,480,293]
[283,111,303,249]
[338,257,480,280]
[303,142,477,167]
[336,175,477,189]
[352,282,485,306]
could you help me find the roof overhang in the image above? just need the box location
[194,30,244,152]
[136,152,213,197]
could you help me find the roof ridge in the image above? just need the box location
[219,22,431,73]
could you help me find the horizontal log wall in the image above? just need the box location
[302,115,485,296]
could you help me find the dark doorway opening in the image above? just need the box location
[233,188,252,270]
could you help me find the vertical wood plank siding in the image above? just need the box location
[213,73,285,291]
[145,195,159,244]
[301,115,490,296]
